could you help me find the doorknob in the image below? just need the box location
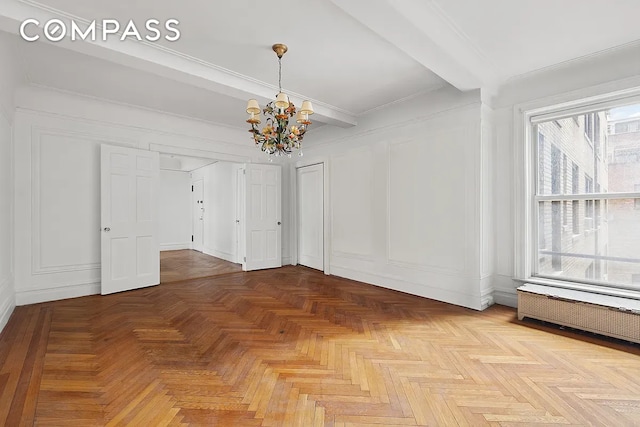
[277,222,281,225]
[103,227,111,232]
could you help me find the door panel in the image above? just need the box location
[244,164,281,271]
[101,145,159,295]
[297,164,324,271]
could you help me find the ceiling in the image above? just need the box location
[2,0,640,131]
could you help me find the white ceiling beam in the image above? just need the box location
[0,0,357,127]
[330,0,499,92]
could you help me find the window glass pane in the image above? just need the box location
[536,107,640,195]
[537,198,640,287]
[535,102,640,289]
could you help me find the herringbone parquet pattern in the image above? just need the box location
[1,266,640,426]
[160,250,242,283]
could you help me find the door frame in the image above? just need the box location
[291,158,330,274]
[154,146,251,266]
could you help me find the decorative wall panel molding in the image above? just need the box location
[30,126,134,275]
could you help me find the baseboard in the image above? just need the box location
[282,256,292,266]
[0,276,15,335]
[160,243,192,251]
[16,282,100,306]
[493,274,518,307]
[203,247,236,264]
[330,265,483,310]
[480,276,495,310]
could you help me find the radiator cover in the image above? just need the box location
[517,284,640,344]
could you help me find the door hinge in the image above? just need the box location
[191,185,194,192]
[243,169,246,175]
[244,257,246,262]
[191,235,194,242]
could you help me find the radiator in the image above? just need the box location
[517,284,640,344]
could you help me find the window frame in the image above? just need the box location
[514,85,640,299]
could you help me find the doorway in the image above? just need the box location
[192,178,204,252]
[297,163,324,271]
[159,154,244,281]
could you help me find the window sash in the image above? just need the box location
[530,108,640,292]
[535,192,640,201]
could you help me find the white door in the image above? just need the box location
[244,164,281,271]
[192,179,204,252]
[297,164,324,271]
[101,145,159,295]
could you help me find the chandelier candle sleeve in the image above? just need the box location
[246,44,314,157]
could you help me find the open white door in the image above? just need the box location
[244,164,281,271]
[101,145,160,295]
[297,164,324,271]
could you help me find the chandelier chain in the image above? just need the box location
[278,57,282,93]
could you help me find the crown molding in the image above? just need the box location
[1,0,358,127]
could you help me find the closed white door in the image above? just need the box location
[101,145,159,295]
[244,164,281,271]
[297,164,324,271]
[192,179,204,252]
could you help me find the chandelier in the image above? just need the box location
[246,44,314,158]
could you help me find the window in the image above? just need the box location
[585,175,594,229]
[531,102,640,290]
[538,133,545,192]
[538,203,546,250]
[615,121,640,134]
[585,113,594,144]
[585,262,594,279]
[551,145,561,194]
[572,200,580,235]
[615,122,628,134]
[562,154,568,193]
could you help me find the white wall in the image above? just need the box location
[297,86,495,310]
[159,170,191,251]
[0,34,22,333]
[492,42,640,307]
[12,85,262,305]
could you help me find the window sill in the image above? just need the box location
[515,276,640,301]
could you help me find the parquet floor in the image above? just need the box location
[160,250,242,283]
[1,267,640,426]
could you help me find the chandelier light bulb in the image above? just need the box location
[246,99,260,114]
[300,100,314,115]
[275,92,289,109]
